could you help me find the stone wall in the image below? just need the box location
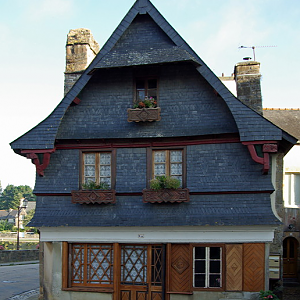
[0,250,39,263]
[64,28,100,95]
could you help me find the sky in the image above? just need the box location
[0,0,299,190]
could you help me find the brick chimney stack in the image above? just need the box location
[64,28,100,95]
[234,61,262,115]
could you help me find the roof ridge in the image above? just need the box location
[263,108,300,111]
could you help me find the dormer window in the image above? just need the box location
[135,78,158,104]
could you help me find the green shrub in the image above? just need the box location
[82,181,110,190]
[150,176,181,190]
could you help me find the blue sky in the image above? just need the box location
[0,0,299,189]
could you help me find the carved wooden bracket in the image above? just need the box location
[242,142,278,175]
[21,149,56,177]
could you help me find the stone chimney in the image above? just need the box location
[64,28,100,95]
[234,61,262,115]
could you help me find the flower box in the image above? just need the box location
[142,188,189,203]
[127,107,161,122]
[71,190,116,204]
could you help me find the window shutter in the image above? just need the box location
[225,244,243,291]
[243,243,265,292]
[166,244,192,294]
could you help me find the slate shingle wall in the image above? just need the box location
[33,143,273,194]
[34,149,79,193]
[56,63,238,140]
[187,143,274,192]
[30,193,279,228]
[116,148,147,193]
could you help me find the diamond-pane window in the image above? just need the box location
[71,244,114,287]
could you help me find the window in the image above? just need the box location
[63,243,163,296]
[81,151,115,189]
[193,246,222,289]
[135,78,157,103]
[69,243,114,288]
[152,149,184,185]
[284,173,300,207]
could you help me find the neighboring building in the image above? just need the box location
[10,1,296,299]
[264,108,300,280]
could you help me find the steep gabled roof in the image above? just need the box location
[11,0,291,152]
[264,108,300,141]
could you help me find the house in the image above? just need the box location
[263,108,300,281]
[10,0,297,299]
[0,209,17,225]
[0,208,27,228]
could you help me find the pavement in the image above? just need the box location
[0,261,40,300]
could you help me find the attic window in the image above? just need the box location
[135,78,157,104]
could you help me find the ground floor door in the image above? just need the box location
[283,237,298,278]
[119,245,164,300]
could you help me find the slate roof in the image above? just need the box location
[263,108,300,141]
[10,0,294,152]
[30,194,280,228]
[92,47,200,69]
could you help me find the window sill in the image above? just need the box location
[127,107,161,122]
[62,287,113,293]
[142,188,189,203]
[71,190,116,204]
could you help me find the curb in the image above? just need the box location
[7,288,39,300]
[0,260,39,267]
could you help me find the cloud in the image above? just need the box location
[26,0,74,20]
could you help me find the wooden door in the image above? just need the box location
[283,237,298,278]
[119,245,164,300]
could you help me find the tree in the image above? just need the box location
[0,185,35,210]
[23,209,35,227]
[0,220,14,232]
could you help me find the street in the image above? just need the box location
[0,263,39,300]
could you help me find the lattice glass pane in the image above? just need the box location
[85,153,96,165]
[85,165,95,177]
[170,163,182,176]
[154,164,166,176]
[170,150,182,163]
[87,245,113,285]
[100,153,111,165]
[121,246,147,285]
[154,151,166,163]
[71,245,85,284]
[100,165,111,177]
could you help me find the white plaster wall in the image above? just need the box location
[284,144,300,172]
[40,226,276,244]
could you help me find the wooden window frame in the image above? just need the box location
[80,149,116,190]
[192,244,225,292]
[134,77,159,105]
[62,242,116,293]
[146,147,186,188]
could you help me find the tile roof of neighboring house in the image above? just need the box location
[263,108,300,141]
[0,210,17,219]
[10,0,295,153]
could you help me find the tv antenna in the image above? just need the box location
[238,45,277,61]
